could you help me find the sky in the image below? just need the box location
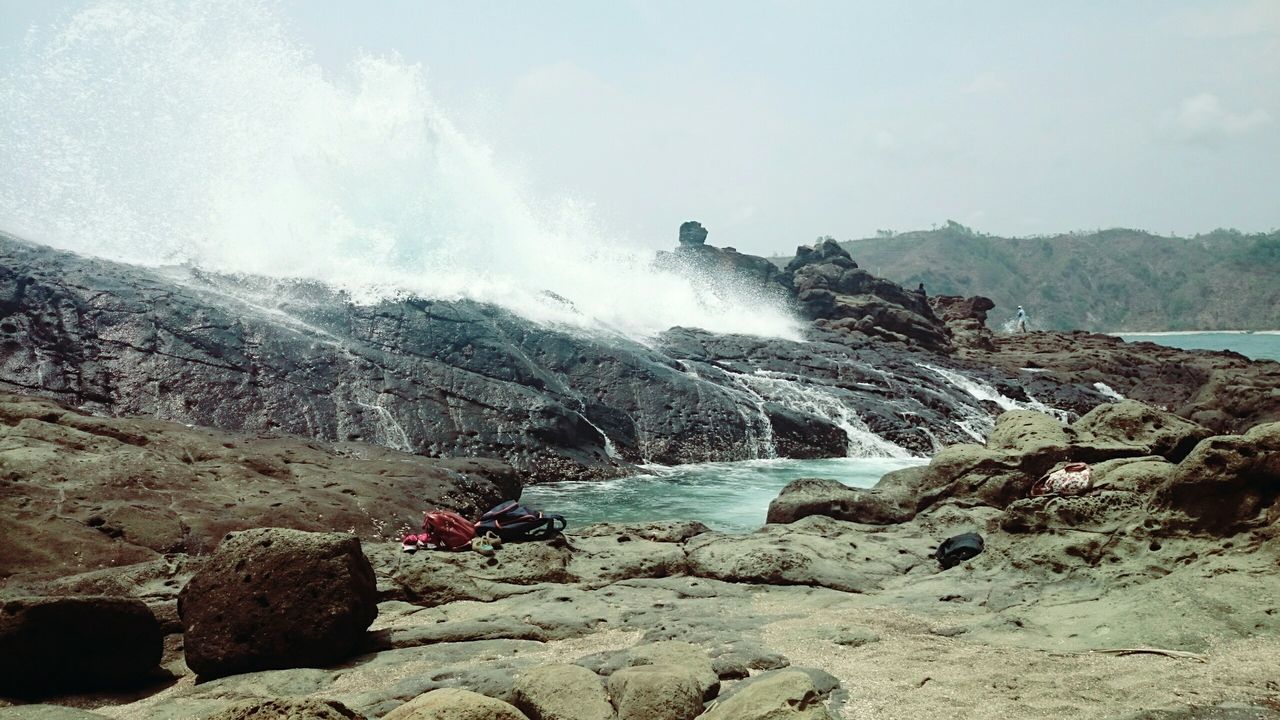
[2,0,1278,256]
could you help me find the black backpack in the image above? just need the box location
[935,532,984,569]
[476,501,566,541]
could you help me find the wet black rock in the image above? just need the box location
[784,239,953,352]
[0,232,1118,480]
[678,220,708,246]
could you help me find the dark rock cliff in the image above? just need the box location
[1,233,1105,480]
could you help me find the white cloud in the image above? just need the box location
[1163,92,1272,144]
[871,129,897,151]
[510,61,617,106]
[960,72,1007,95]
[1163,0,1280,39]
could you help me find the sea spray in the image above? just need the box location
[0,0,800,340]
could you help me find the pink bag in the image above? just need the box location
[422,510,477,550]
[1030,462,1093,497]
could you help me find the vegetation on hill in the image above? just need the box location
[771,222,1280,331]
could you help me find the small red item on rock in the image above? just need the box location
[422,510,477,550]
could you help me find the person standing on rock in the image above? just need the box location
[1016,305,1028,333]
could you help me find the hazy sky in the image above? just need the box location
[3,0,1278,255]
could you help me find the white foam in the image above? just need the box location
[918,363,1072,439]
[738,370,912,458]
[0,0,800,341]
[1092,382,1126,401]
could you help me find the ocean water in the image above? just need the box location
[520,457,927,533]
[1117,332,1280,362]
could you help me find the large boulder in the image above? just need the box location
[911,407,1180,513]
[986,410,1074,455]
[762,404,848,459]
[383,688,530,720]
[1001,491,1146,534]
[178,528,378,679]
[606,664,704,720]
[1074,400,1212,462]
[511,664,613,720]
[766,477,914,525]
[0,596,162,697]
[613,641,719,701]
[1088,456,1177,494]
[912,443,1028,509]
[1156,422,1280,533]
[699,669,836,720]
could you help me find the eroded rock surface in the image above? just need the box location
[0,391,516,584]
[178,529,378,679]
[770,403,1222,526]
[784,239,952,352]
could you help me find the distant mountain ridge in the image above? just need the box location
[770,222,1280,332]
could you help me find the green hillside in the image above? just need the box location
[771,222,1280,332]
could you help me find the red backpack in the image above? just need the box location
[422,510,477,550]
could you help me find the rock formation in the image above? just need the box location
[921,285,1280,435]
[0,596,163,697]
[784,239,952,352]
[927,294,996,353]
[203,698,368,720]
[178,528,379,679]
[656,223,791,301]
[3,229,1280,717]
[678,221,709,246]
[973,330,1280,434]
[3,233,1104,478]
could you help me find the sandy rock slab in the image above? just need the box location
[0,391,517,586]
[382,688,530,720]
[511,663,613,720]
[202,697,367,719]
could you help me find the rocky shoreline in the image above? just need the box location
[2,394,1278,718]
[3,228,1279,718]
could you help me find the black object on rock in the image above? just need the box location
[477,500,567,542]
[935,532,985,569]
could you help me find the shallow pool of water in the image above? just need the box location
[520,456,927,533]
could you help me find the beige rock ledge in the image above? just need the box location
[2,404,1278,719]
